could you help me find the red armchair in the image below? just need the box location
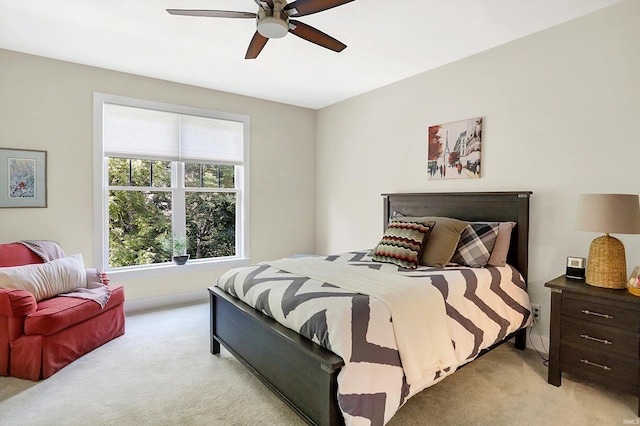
[0,243,125,380]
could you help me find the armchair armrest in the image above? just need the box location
[0,288,37,318]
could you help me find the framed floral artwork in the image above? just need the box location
[0,148,47,208]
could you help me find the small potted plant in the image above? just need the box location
[171,235,190,265]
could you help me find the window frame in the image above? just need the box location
[93,93,251,280]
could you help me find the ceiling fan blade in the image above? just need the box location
[245,32,269,59]
[288,20,346,52]
[167,9,256,19]
[284,0,353,17]
[253,0,275,9]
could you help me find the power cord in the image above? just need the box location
[528,314,549,367]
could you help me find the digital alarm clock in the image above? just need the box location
[566,256,586,280]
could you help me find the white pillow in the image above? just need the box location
[0,254,87,301]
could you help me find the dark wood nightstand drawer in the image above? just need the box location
[562,296,640,332]
[561,319,640,358]
[547,275,640,416]
[560,343,639,386]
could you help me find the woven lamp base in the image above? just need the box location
[585,234,627,289]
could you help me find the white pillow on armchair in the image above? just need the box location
[0,254,87,301]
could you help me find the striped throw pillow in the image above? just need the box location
[371,219,435,269]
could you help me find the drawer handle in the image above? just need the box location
[581,309,613,319]
[580,334,612,345]
[580,359,611,371]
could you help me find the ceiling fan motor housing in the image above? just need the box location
[257,0,290,39]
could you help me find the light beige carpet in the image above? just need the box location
[0,302,636,425]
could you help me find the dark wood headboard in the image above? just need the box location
[382,192,532,282]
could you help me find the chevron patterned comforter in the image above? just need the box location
[215,251,532,426]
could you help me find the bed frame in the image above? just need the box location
[209,191,532,426]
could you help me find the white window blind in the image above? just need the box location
[180,115,243,164]
[103,103,244,165]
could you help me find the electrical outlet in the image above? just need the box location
[532,304,541,321]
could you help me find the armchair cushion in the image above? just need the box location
[25,286,125,336]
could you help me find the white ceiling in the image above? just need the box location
[0,0,622,109]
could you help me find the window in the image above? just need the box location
[93,93,250,278]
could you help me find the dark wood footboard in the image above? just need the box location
[210,286,345,426]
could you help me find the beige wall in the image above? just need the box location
[0,49,316,300]
[1,0,638,335]
[316,0,640,341]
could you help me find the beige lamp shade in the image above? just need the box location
[575,194,640,289]
[575,194,640,234]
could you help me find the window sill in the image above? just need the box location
[106,257,251,281]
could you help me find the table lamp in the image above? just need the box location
[575,194,640,289]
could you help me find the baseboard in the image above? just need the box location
[124,289,209,314]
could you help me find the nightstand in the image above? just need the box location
[545,275,640,415]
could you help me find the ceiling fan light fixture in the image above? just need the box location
[257,16,289,38]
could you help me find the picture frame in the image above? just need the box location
[0,148,47,208]
[428,117,483,180]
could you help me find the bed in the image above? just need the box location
[209,191,532,425]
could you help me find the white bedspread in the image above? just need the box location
[266,257,457,385]
[216,251,532,425]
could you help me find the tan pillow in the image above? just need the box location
[394,216,468,267]
[0,254,87,301]
[487,222,516,266]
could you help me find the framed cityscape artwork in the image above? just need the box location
[428,117,482,180]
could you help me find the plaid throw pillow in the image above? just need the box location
[371,219,435,269]
[451,222,500,268]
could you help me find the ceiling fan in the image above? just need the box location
[167,0,353,59]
